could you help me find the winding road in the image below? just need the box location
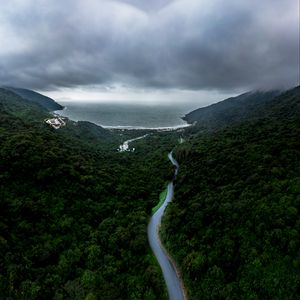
[148,152,186,300]
[118,136,186,299]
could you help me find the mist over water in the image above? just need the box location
[55,101,199,129]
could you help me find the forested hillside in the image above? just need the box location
[4,87,64,111]
[0,88,49,123]
[0,89,176,299]
[182,90,281,130]
[2,85,299,300]
[162,86,300,299]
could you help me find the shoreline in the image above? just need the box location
[53,107,192,131]
[105,123,191,131]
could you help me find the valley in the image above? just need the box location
[0,86,299,299]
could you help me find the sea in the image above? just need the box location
[54,101,198,129]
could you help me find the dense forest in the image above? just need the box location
[0,88,179,299]
[162,86,300,299]
[1,85,299,299]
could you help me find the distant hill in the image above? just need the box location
[0,88,49,124]
[4,87,63,111]
[183,90,282,129]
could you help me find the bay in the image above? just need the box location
[55,101,196,129]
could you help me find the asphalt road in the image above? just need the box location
[148,152,186,300]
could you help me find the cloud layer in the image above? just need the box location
[0,0,298,92]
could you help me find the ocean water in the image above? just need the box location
[55,101,197,129]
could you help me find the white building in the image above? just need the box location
[45,117,66,129]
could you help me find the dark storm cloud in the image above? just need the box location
[0,0,298,92]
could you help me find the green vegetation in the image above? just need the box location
[152,186,168,214]
[0,88,175,299]
[4,87,64,111]
[183,90,281,130]
[161,86,300,299]
[1,85,299,300]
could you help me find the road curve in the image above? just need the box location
[148,152,186,300]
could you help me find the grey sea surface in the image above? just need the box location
[55,101,198,129]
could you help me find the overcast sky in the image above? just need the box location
[0,0,299,104]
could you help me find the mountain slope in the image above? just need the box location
[0,88,119,148]
[0,88,50,124]
[0,87,172,299]
[4,87,63,111]
[162,86,300,299]
[183,90,281,129]
[266,86,300,120]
